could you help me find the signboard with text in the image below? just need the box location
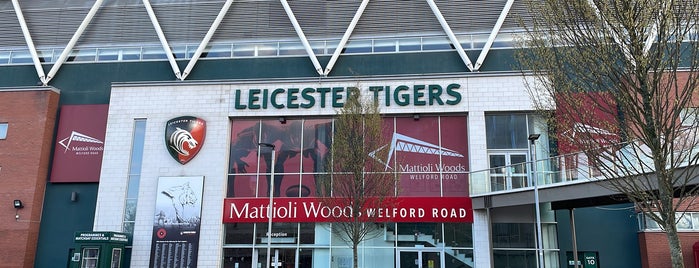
[50,104,108,183]
[74,231,128,244]
[223,197,472,223]
[232,83,462,111]
[567,251,599,268]
[150,176,205,268]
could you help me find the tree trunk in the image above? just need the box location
[353,244,359,268]
[666,225,685,268]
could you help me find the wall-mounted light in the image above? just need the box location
[278,117,286,124]
[71,192,79,202]
[413,114,420,121]
[13,199,23,209]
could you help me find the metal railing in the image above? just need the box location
[470,136,699,196]
[469,152,598,196]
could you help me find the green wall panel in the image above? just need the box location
[0,50,519,105]
[35,183,98,268]
[555,204,641,268]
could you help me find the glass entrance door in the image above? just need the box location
[258,248,296,268]
[399,250,443,268]
[489,152,528,191]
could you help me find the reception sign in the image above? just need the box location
[223,197,472,223]
[150,176,204,268]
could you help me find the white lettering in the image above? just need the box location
[230,203,249,219]
[365,208,376,217]
[303,202,323,218]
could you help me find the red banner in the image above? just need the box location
[556,92,620,154]
[50,104,108,183]
[223,197,472,223]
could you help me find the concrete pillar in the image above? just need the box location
[472,208,493,268]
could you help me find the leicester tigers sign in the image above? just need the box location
[165,116,206,164]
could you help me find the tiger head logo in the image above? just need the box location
[170,127,198,156]
[165,116,206,164]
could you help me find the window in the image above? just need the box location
[485,114,530,149]
[67,49,97,62]
[492,223,535,248]
[141,46,167,60]
[97,48,120,61]
[200,44,232,58]
[373,39,397,53]
[9,50,32,64]
[422,37,452,51]
[110,248,122,268]
[256,43,278,56]
[123,119,146,240]
[484,114,550,190]
[0,51,9,64]
[639,213,661,230]
[638,212,699,231]
[343,40,372,54]
[81,248,99,268]
[0,123,7,139]
[398,38,421,52]
[232,44,255,57]
[279,42,305,56]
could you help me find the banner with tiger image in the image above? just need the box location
[150,176,205,267]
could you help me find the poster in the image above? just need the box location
[227,119,331,198]
[150,176,204,268]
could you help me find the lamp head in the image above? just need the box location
[13,200,23,209]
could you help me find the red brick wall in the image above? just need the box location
[639,231,699,268]
[0,88,59,268]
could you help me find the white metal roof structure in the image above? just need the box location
[0,0,533,84]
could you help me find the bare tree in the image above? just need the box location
[318,89,398,268]
[517,1,699,267]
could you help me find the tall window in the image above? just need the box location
[486,114,556,267]
[123,119,146,240]
[485,113,547,191]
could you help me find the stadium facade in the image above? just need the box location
[0,0,653,267]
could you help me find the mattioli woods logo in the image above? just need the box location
[58,131,104,155]
[165,116,206,165]
[369,132,466,172]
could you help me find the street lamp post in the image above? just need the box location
[259,142,276,268]
[528,134,545,268]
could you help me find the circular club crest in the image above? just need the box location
[165,116,206,165]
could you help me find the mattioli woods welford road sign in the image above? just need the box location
[165,116,206,164]
[223,197,473,223]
